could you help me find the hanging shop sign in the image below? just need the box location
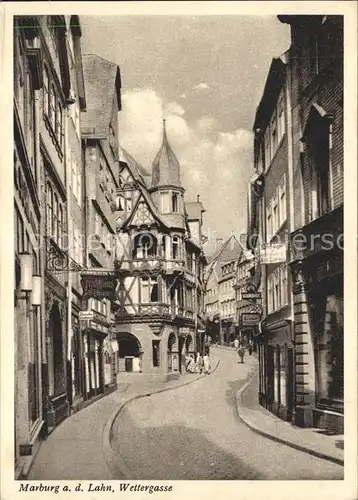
[259,243,286,264]
[81,272,117,300]
[241,313,261,327]
[79,310,94,321]
[241,292,262,300]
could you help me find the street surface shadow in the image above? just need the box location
[111,413,263,480]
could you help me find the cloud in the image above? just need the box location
[164,101,185,117]
[193,82,210,91]
[118,88,253,240]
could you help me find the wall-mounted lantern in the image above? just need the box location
[31,275,42,306]
[19,253,33,293]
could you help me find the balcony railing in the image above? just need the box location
[116,302,194,323]
[114,257,186,275]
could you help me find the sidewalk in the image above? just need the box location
[236,370,344,466]
[26,364,219,480]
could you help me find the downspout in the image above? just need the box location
[64,104,73,406]
[286,54,295,325]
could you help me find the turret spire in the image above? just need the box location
[151,116,182,188]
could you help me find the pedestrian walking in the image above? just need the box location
[203,354,211,374]
[196,352,204,374]
[234,337,239,350]
[238,345,245,363]
[248,342,253,356]
[186,354,195,373]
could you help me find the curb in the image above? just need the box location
[102,360,221,479]
[235,371,344,467]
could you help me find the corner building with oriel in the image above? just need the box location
[114,123,207,380]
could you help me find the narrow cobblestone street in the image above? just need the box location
[110,347,343,480]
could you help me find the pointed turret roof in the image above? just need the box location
[151,120,182,188]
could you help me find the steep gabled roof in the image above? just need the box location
[81,54,121,139]
[119,147,151,188]
[185,201,205,220]
[204,235,244,284]
[119,184,170,232]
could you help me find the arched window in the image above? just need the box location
[133,233,157,259]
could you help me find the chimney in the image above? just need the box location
[197,194,200,203]
[216,238,223,253]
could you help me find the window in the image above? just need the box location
[172,192,179,213]
[56,99,62,145]
[266,201,272,242]
[141,277,158,303]
[273,269,280,311]
[125,196,132,212]
[272,194,278,234]
[161,192,170,213]
[270,111,278,154]
[265,127,270,167]
[277,92,285,141]
[280,264,288,307]
[26,69,36,178]
[172,236,180,260]
[43,65,49,116]
[307,121,331,220]
[49,84,56,130]
[58,205,64,248]
[46,183,53,237]
[133,233,157,259]
[53,194,58,241]
[278,174,287,225]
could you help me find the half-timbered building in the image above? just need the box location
[114,124,207,379]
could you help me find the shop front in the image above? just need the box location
[82,327,106,400]
[306,252,343,432]
[259,318,294,422]
[290,206,343,432]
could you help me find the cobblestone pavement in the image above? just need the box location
[110,347,344,480]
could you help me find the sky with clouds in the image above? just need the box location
[81,15,290,254]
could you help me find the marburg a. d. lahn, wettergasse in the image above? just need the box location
[87,483,174,493]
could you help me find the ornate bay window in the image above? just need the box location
[133,233,158,260]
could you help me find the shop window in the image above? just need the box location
[314,293,344,410]
[152,340,160,367]
[274,346,280,404]
[280,347,287,407]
